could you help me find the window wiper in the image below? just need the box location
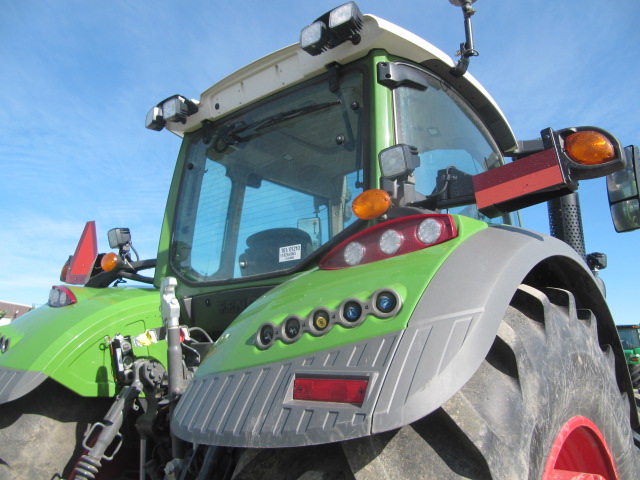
[213,101,340,152]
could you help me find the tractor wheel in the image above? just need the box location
[341,285,640,479]
[0,379,121,480]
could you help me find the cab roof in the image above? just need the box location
[167,13,517,154]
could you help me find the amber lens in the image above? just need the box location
[565,131,615,165]
[352,189,391,220]
[100,252,119,271]
[60,258,71,282]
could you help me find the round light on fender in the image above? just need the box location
[565,131,615,165]
[379,229,402,255]
[343,301,362,323]
[259,324,275,346]
[417,218,443,244]
[375,291,397,314]
[352,189,391,220]
[101,252,119,272]
[284,317,301,339]
[313,311,330,331]
[344,241,365,266]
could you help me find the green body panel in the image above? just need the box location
[0,287,165,397]
[197,216,487,375]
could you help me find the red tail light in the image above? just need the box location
[48,285,77,307]
[293,377,368,405]
[319,214,457,270]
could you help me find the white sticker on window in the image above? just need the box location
[279,244,302,262]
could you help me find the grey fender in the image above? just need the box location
[0,369,48,404]
[372,225,600,433]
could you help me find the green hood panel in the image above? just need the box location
[0,286,164,397]
[197,216,487,375]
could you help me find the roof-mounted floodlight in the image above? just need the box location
[300,21,330,56]
[328,2,364,42]
[145,106,165,131]
[145,94,199,131]
[300,2,364,57]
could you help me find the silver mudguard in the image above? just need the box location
[371,225,596,432]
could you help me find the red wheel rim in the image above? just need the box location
[542,416,618,480]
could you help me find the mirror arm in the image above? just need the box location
[450,0,479,78]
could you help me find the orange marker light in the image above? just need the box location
[565,131,615,165]
[100,252,119,272]
[352,189,391,220]
[60,257,71,282]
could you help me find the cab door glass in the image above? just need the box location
[394,66,518,225]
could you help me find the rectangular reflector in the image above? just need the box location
[473,148,572,218]
[293,377,368,405]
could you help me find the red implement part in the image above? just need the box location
[65,221,98,285]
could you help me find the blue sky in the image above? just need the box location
[1,1,638,323]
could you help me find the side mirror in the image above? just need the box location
[607,145,640,232]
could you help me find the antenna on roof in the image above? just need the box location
[449,0,479,77]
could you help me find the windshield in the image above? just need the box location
[171,69,365,282]
[394,64,518,225]
[619,327,640,349]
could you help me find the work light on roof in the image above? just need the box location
[329,2,364,41]
[145,94,199,131]
[300,2,364,57]
[145,106,165,131]
[300,21,330,56]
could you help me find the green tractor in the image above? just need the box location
[616,324,640,390]
[2,2,640,479]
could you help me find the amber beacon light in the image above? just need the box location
[352,189,391,220]
[565,130,615,166]
[100,252,120,272]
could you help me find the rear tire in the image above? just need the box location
[0,380,114,479]
[231,442,355,479]
[342,285,640,479]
